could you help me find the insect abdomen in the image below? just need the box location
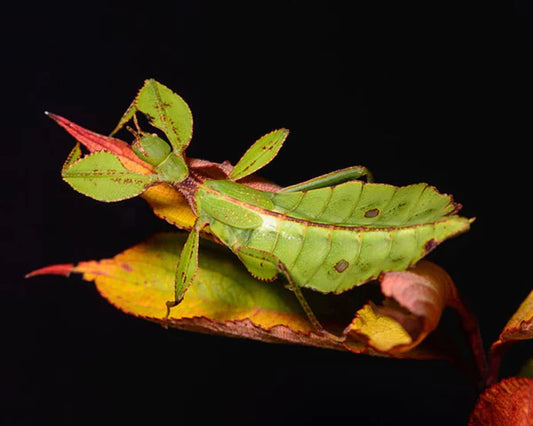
[198,180,471,294]
[243,217,467,293]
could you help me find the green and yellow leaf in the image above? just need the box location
[496,289,533,343]
[29,233,336,348]
[28,233,478,364]
[489,289,533,385]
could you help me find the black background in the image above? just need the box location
[2,1,533,425]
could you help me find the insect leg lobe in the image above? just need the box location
[166,222,201,320]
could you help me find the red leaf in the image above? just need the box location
[25,263,74,278]
[469,377,533,425]
[46,112,154,174]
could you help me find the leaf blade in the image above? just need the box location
[70,232,322,342]
[345,260,487,386]
[489,289,533,385]
[498,289,533,343]
[28,233,467,362]
[347,261,464,353]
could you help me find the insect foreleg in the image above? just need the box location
[165,221,201,319]
[281,165,373,193]
[235,246,344,342]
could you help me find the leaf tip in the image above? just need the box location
[25,263,75,278]
[143,78,159,90]
[44,111,59,122]
[44,111,68,128]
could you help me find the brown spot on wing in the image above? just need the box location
[364,208,380,218]
[424,239,438,254]
[334,259,350,273]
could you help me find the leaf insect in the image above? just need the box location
[57,79,472,339]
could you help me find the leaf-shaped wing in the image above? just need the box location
[229,129,288,180]
[272,181,465,227]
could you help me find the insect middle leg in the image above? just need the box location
[165,222,201,321]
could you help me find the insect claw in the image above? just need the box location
[164,299,180,326]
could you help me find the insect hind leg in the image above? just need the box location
[236,246,345,342]
[277,262,345,343]
[280,165,374,193]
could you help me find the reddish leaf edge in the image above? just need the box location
[26,261,363,353]
[487,289,533,386]
[25,263,74,278]
[46,112,153,173]
[26,258,479,368]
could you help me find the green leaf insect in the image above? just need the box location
[53,80,473,338]
[59,80,189,201]
[131,132,188,183]
[115,79,191,184]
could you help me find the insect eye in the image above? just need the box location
[133,134,172,166]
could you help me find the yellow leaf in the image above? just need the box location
[141,184,196,230]
[348,303,413,352]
